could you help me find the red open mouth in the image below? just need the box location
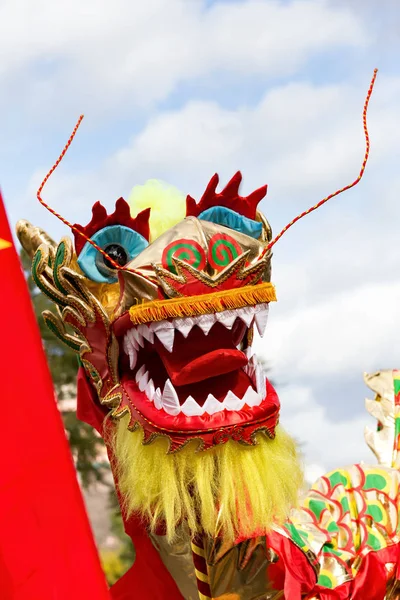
[113,303,276,434]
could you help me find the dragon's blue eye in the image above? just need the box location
[198,206,262,239]
[77,225,148,283]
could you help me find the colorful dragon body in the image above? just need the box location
[17,69,400,599]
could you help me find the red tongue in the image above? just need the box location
[154,322,248,386]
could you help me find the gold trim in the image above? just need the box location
[194,569,209,584]
[191,542,206,559]
[129,281,276,325]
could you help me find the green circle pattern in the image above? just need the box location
[166,242,203,271]
[211,239,239,266]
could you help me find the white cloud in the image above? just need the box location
[22,73,399,240]
[108,73,400,203]
[255,281,400,381]
[280,386,376,477]
[0,0,367,114]
[277,383,374,470]
[304,463,326,487]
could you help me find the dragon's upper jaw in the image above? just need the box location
[116,304,269,423]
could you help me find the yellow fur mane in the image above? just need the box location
[111,418,303,543]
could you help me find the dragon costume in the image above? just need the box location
[17,69,400,598]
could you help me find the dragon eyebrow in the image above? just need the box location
[261,68,378,255]
[36,115,152,280]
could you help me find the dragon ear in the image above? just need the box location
[16,220,56,258]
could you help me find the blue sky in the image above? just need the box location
[2,0,400,480]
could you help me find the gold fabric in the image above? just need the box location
[151,527,285,600]
[116,217,272,317]
[16,219,56,257]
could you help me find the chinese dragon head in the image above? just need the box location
[19,168,302,543]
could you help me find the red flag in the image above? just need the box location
[0,193,110,600]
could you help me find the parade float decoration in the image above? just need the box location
[17,69,400,599]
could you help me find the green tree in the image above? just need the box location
[107,489,136,575]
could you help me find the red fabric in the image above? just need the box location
[120,375,280,451]
[153,319,247,387]
[186,171,267,220]
[267,531,317,598]
[110,515,184,600]
[311,545,400,600]
[0,194,110,600]
[77,366,108,434]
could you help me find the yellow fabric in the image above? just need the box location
[194,568,209,584]
[191,542,206,559]
[0,238,12,251]
[112,420,303,543]
[128,180,186,242]
[129,281,277,325]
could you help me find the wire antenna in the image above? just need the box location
[262,68,378,255]
[37,115,144,275]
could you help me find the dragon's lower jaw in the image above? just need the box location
[115,303,279,442]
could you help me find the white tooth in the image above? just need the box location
[254,302,268,312]
[138,370,149,392]
[249,354,257,366]
[244,346,255,359]
[196,314,216,335]
[154,388,163,410]
[155,328,175,352]
[215,310,237,329]
[181,396,204,416]
[135,364,146,383]
[132,328,145,348]
[243,354,257,381]
[123,336,137,370]
[237,306,255,327]
[255,365,266,398]
[173,317,195,338]
[223,390,244,411]
[203,394,223,415]
[150,320,174,332]
[138,323,154,344]
[242,386,262,407]
[254,305,269,337]
[162,380,181,415]
[127,329,139,350]
[145,379,155,402]
[128,348,138,370]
